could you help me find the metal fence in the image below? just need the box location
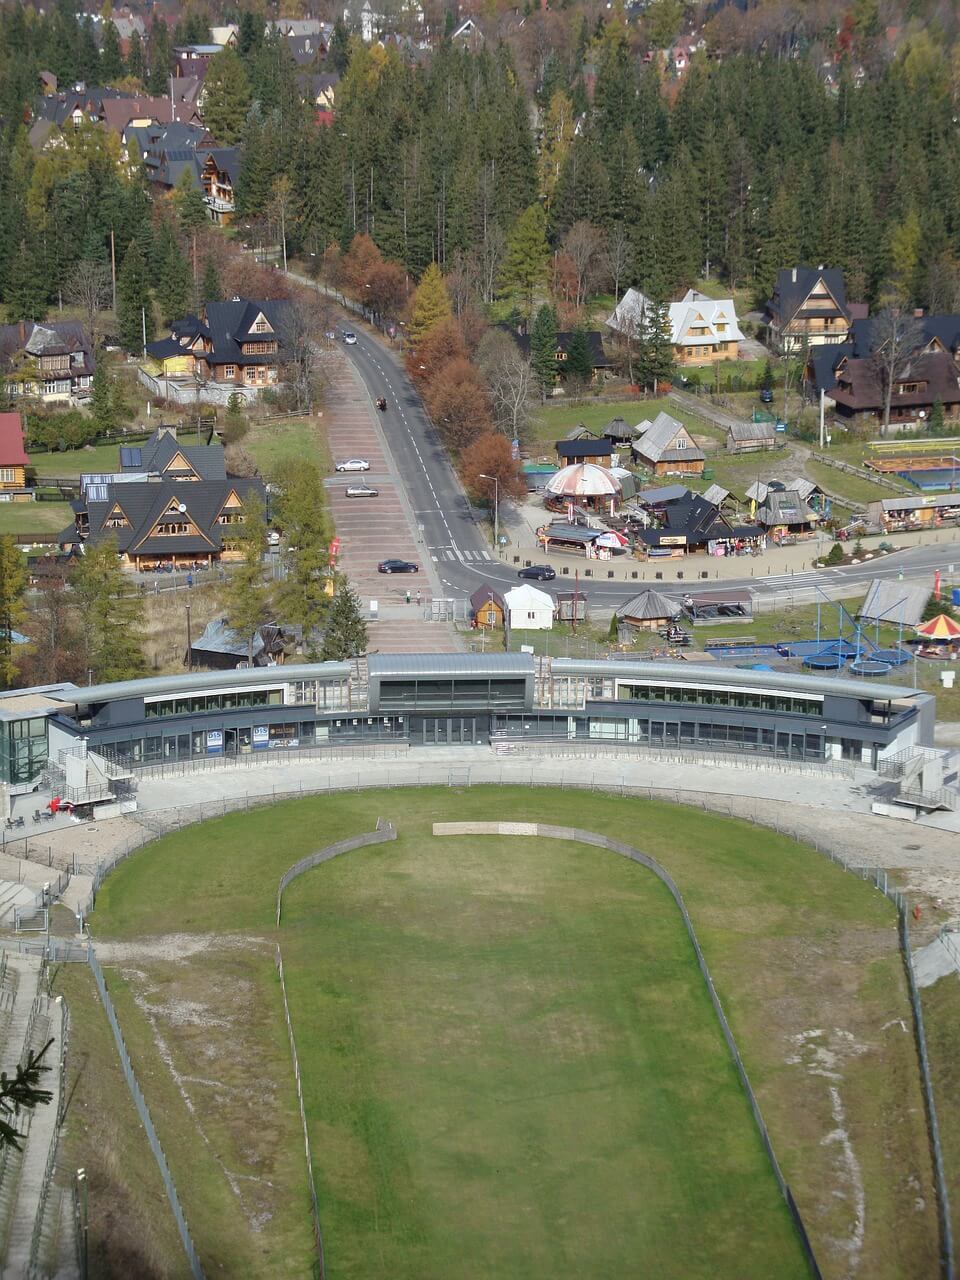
[26,997,70,1280]
[86,946,203,1279]
[275,946,324,1279]
[276,821,396,926]
[434,821,823,1278]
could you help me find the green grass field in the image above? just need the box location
[0,500,72,534]
[88,788,939,1280]
[527,396,718,455]
[243,418,331,478]
[280,831,805,1279]
[27,442,131,477]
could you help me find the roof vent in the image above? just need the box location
[231,295,241,302]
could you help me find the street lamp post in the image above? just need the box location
[185,601,193,670]
[478,474,499,552]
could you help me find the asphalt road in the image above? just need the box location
[339,324,959,608]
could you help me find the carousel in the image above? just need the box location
[544,463,622,516]
[913,612,960,660]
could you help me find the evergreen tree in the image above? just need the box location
[321,579,368,661]
[174,169,208,233]
[203,47,252,148]
[929,398,945,436]
[72,538,145,682]
[529,304,558,399]
[274,460,334,649]
[127,29,146,83]
[237,9,263,59]
[408,263,452,346]
[100,20,124,81]
[147,14,172,96]
[646,298,676,390]
[201,257,222,305]
[329,17,351,75]
[89,361,116,435]
[499,204,549,316]
[565,326,594,388]
[0,536,27,687]
[222,495,269,666]
[6,240,48,321]
[116,240,154,354]
[152,221,191,325]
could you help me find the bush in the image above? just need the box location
[824,542,844,565]
[23,409,99,452]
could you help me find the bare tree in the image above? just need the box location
[65,259,112,345]
[474,223,506,306]
[601,224,632,305]
[476,329,536,442]
[279,293,332,413]
[868,308,926,436]
[445,251,478,317]
[562,220,603,310]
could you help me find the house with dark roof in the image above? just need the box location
[0,413,31,500]
[829,351,960,426]
[513,330,611,385]
[0,321,94,404]
[555,438,613,467]
[766,267,852,353]
[143,299,291,404]
[190,618,296,669]
[631,412,705,477]
[61,430,265,571]
[635,492,762,555]
[755,489,819,538]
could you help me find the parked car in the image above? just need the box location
[759,388,774,404]
[378,559,419,573]
[335,458,370,472]
[518,565,556,581]
[343,331,358,345]
[346,484,379,498]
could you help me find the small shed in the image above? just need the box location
[616,589,682,631]
[554,590,587,622]
[470,585,506,629]
[190,618,292,669]
[726,421,776,453]
[602,416,637,445]
[504,583,554,631]
[555,438,614,467]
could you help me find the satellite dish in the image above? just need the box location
[178,503,187,513]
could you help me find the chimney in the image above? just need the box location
[791,267,797,284]
[914,308,924,318]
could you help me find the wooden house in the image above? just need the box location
[726,421,777,453]
[667,290,744,365]
[766,267,851,353]
[555,438,613,468]
[145,298,291,396]
[631,412,705,477]
[616,589,681,632]
[0,413,31,500]
[829,351,960,425]
[0,321,94,404]
[470,586,506,629]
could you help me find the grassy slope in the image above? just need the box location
[243,418,331,478]
[90,788,939,1279]
[28,443,132,477]
[920,973,960,1252]
[0,501,72,534]
[281,833,805,1280]
[805,458,891,505]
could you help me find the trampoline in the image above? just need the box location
[871,647,910,666]
[803,652,846,669]
[849,659,893,676]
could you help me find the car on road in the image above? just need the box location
[518,565,556,581]
[759,388,774,404]
[343,331,358,345]
[378,559,419,573]
[345,484,379,498]
[335,458,370,472]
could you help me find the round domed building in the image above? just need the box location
[544,462,621,515]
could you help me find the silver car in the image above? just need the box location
[345,484,379,498]
[335,458,370,472]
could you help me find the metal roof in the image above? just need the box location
[368,654,534,678]
[550,658,923,701]
[51,663,353,709]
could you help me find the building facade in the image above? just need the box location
[0,654,934,789]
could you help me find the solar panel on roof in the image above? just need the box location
[120,447,142,468]
[85,483,109,502]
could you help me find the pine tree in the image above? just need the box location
[273,460,334,649]
[203,47,252,148]
[100,19,124,81]
[127,29,146,83]
[0,536,27,687]
[646,297,676,391]
[329,17,351,75]
[89,361,116,435]
[72,538,145,682]
[147,14,171,96]
[116,240,154,354]
[408,263,452,346]
[321,579,368,661]
[929,398,945,436]
[530,304,558,399]
[201,257,222,305]
[152,222,191,325]
[499,204,549,316]
[222,495,269,666]
[174,169,208,233]
[565,326,594,388]
[6,240,48,321]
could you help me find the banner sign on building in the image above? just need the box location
[252,726,269,749]
[206,730,223,755]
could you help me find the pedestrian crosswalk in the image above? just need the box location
[431,547,493,562]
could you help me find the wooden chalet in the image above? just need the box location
[145,298,290,395]
[0,412,31,499]
[616,589,681,632]
[829,351,960,425]
[726,421,777,453]
[766,267,851,353]
[555,438,613,467]
[471,586,506,629]
[631,412,705,477]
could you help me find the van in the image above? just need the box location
[345,484,379,498]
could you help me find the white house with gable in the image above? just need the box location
[503,584,554,631]
[607,287,744,367]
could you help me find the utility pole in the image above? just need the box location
[479,474,499,551]
[819,386,825,450]
[110,228,117,312]
[141,306,147,358]
[185,601,193,669]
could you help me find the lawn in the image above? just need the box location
[243,417,331,478]
[27,442,139,478]
[280,832,806,1280]
[526,396,721,455]
[805,458,894,506]
[0,500,72,534]
[920,973,960,1253]
[89,788,940,1279]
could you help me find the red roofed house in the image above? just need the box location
[0,412,31,501]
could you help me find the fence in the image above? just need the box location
[434,821,823,1278]
[26,998,70,1280]
[275,946,324,1279]
[276,821,396,926]
[86,946,203,1279]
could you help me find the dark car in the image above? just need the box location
[759,388,774,404]
[378,559,419,573]
[518,565,556,581]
